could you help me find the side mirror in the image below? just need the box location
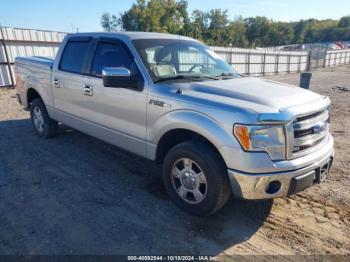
[102,67,142,89]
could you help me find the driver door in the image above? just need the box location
[81,38,148,157]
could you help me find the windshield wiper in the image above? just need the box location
[154,74,203,83]
[215,73,238,79]
[199,75,221,80]
[154,74,225,83]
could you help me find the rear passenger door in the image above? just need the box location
[82,37,148,156]
[52,36,95,126]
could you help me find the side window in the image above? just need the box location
[60,41,91,74]
[91,42,134,76]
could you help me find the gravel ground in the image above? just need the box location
[0,66,349,257]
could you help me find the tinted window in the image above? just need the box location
[91,42,133,76]
[60,41,91,74]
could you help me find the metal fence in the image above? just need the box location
[325,49,350,67]
[1,26,350,88]
[0,26,65,87]
[211,46,309,76]
[307,45,328,69]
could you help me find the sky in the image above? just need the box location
[0,0,349,32]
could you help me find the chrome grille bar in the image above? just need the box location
[290,108,329,158]
[293,110,329,131]
[294,129,328,147]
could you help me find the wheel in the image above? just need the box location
[30,98,58,138]
[162,141,231,216]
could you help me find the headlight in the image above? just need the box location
[234,124,286,160]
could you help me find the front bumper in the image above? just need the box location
[227,137,334,200]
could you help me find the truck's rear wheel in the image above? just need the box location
[30,98,58,138]
[162,141,231,216]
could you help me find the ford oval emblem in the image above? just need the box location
[313,123,327,134]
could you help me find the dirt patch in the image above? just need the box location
[0,66,349,256]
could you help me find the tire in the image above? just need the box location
[162,141,231,216]
[30,98,58,138]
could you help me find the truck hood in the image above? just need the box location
[164,77,323,113]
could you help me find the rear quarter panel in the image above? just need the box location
[15,59,54,113]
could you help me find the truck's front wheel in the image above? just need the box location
[162,141,231,216]
[30,98,58,138]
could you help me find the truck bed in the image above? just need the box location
[15,56,54,109]
[15,56,54,70]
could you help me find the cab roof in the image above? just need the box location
[66,31,198,42]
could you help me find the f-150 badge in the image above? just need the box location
[149,99,171,108]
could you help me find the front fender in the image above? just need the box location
[148,109,240,151]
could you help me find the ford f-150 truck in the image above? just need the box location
[15,32,334,215]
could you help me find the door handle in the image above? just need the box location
[83,85,93,96]
[53,78,60,88]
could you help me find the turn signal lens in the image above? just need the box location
[234,125,250,150]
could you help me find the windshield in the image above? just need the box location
[132,39,240,83]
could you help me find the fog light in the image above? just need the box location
[266,180,281,194]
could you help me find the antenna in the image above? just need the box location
[70,23,79,33]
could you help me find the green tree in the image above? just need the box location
[227,17,249,47]
[266,22,294,46]
[101,13,120,32]
[339,16,350,28]
[293,20,308,43]
[244,16,274,47]
[101,2,350,47]
[206,9,230,46]
[119,0,189,33]
[187,9,208,41]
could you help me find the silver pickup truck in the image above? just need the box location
[15,32,334,215]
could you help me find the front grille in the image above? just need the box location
[293,136,324,152]
[291,108,329,157]
[296,110,324,122]
[294,128,314,138]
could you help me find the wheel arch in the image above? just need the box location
[26,87,42,108]
[152,110,234,166]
